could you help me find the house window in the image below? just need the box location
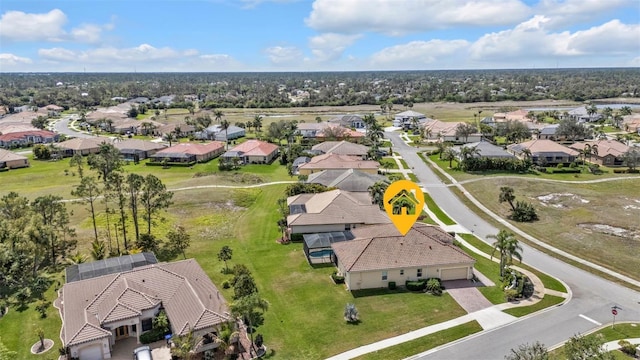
[417,269,423,277]
[400,269,404,275]
[345,224,351,230]
[382,271,388,281]
[141,318,153,332]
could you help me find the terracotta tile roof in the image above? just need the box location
[423,120,467,137]
[508,139,579,156]
[59,259,230,347]
[0,129,57,142]
[298,154,379,171]
[58,137,109,151]
[569,140,629,157]
[154,142,224,156]
[0,123,41,134]
[306,169,386,192]
[0,149,28,162]
[113,139,166,152]
[228,140,279,156]
[287,189,390,227]
[332,223,474,272]
[311,141,369,156]
[317,124,365,138]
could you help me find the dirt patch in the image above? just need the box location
[577,223,640,240]
[537,193,590,208]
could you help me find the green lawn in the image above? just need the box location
[408,173,419,182]
[379,157,399,170]
[457,244,505,305]
[353,321,483,360]
[503,295,565,317]
[423,193,456,225]
[549,323,640,360]
[399,158,410,170]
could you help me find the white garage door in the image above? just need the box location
[79,344,103,360]
[440,267,468,281]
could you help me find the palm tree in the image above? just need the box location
[230,293,269,356]
[220,119,230,150]
[499,186,516,211]
[253,115,263,134]
[163,132,177,147]
[520,148,532,161]
[442,147,457,168]
[435,141,449,160]
[363,113,376,138]
[214,110,224,124]
[140,122,157,137]
[488,230,523,278]
[620,106,632,116]
[368,180,389,210]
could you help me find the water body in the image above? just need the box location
[525,103,640,111]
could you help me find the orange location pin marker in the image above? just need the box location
[383,180,425,236]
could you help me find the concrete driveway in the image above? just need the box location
[110,338,171,360]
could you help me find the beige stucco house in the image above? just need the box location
[297,154,379,176]
[55,259,230,360]
[332,223,476,290]
[0,148,29,169]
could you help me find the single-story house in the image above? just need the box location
[112,139,167,161]
[291,156,312,175]
[328,115,365,129]
[58,137,110,156]
[110,118,143,135]
[196,125,246,141]
[297,154,379,176]
[303,231,354,264]
[297,123,365,142]
[0,148,29,169]
[423,120,482,144]
[537,124,559,140]
[151,95,175,106]
[331,223,476,290]
[129,97,150,104]
[508,139,579,166]
[623,114,640,134]
[566,106,602,123]
[453,141,516,159]
[393,110,428,129]
[158,123,195,137]
[306,169,386,192]
[150,142,225,163]
[44,104,64,116]
[0,129,59,148]
[569,140,630,166]
[55,258,230,360]
[287,189,390,234]
[311,141,369,157]
[220,140,279,164]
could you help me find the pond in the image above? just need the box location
[525,104,640,111]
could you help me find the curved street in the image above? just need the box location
[385,132,640,360]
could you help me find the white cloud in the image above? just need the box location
[0,53,33,66]
[264,46,304,65]
[38,44,188,63]
[0,9,67,42]
[308,33,361,62]
[470,17,640,61]
[306,0,531,35]
[0,9,112,43]
[536,0,634,28]
[370,39,469,69]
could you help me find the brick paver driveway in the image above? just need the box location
[444,279,493,313]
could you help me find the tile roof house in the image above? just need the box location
[0,148,29,169]
[150,142,225,163]
[569,140,630,166]
[58,137,110,156]
[623,114,640,133]
[453,141,516,159]
[112,139,167,161]
[0,129,59,148]
[287,189,390,234]
[332,223,475,290]
[508,139,579,166]
[196,125,246,141]
[55,259,230,360]
[567,106,602,123]
[297,123,365,142]
[158,123,196,137]
[423,120,482,144]
[328,115,365,129]
[297,154,379,176]
[306,169,386,192]
[221,140,279,164]
[393,110,428,129]
[311,141,369,157]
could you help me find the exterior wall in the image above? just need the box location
[5,158,29,169]
[290,223,352,234]
[298,167,377,176]
[343,264,474,290]
[70,338,111,360]
[532,153,577,165]
[246,150,278,164]
[441,134,483,144]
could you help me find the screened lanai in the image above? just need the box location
[65,252,158,283]
[303,231,354,264]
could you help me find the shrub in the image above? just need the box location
[35,300,51,319]
[388,281,396,290]
[331,272,345,284]
[504,288,519,301]
[556,163,564,169]
[222,280,230,289]
[289,233,304,242]
[511,200,538,222]
[344,303,359,323]
[426,278,443,296]
[405,280,427,291]
[618,340,638,356]
[140,328,164,344]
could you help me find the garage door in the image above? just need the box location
[79,344,103,360]
[440,267,468,281]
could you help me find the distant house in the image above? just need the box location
[537,124,559,140]
[311,140,369,157]
[150,142,225,163]
[0,130,59,148]
[196,125,246,141]
[129,97,150,104]
[287,189,390,234]
[297,123,365,142]
[393,110,428,129]
[110,118,143,135]
[567,106,602,123]
[58,137,109,156]
[0,149,29,169]
[623,114,640,134]
[328,115,365,129]
[453,141,516,159]
[112,139,166,161]
[423,120,482,144]
[306,169,386,192]
[220,140,279,164]
[297,154,379,176]
[151,95,175,106]
[291,156,312,175]
[331,223,476,290]
[508,139,579,166]
[158,123,195,137]
[55,258,230,360]
[569,140,630,166]
[44,104,64,116]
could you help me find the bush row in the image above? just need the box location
[146,161,196,167]
[139,328,165,344]
[613,168,640,173]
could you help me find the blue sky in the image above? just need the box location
[1,0,639,72]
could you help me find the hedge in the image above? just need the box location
[405,280,427,291]
[140,328,165,344]
[146,161,196,167]
[613,168,640,173]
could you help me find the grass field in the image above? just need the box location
[353,321,483,360]
[424,193,456,225]
[462,178,640,281]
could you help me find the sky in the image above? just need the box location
[0,0,639,72]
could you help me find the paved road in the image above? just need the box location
[386,133,640,360]
[51,114,95,138]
